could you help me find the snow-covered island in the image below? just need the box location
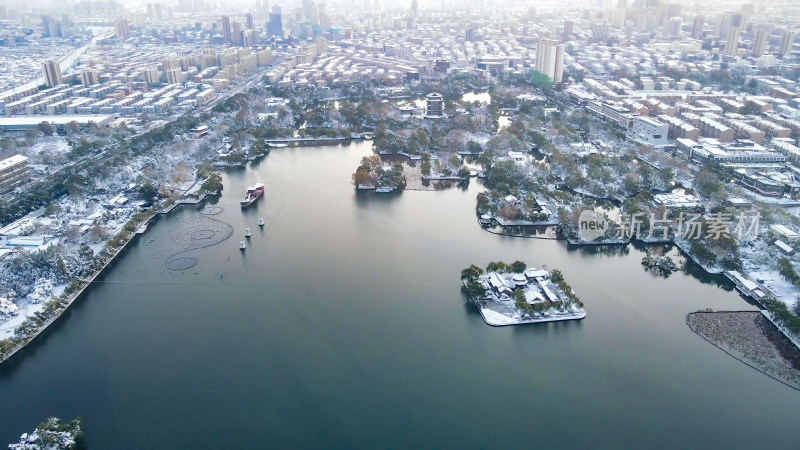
[461,261,586,326]
[8,417,83,450]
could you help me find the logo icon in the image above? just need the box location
[578,210,607,241]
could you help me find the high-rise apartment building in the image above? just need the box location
[563,20,573,40]
[166,67,183,84]
[664,17,682,37]
[691,15,704,39]
[591,23,610,42]
[534,38,565,84]
[201,48,217,68]
[221,15,232,43]
[658,2,681,25]
[0,155,31,194]
[723,26,741,56]
[752,27,768,57]
[242,29,256,47]
[143,66,160,85]
[718,12,747,40]
[40,14,62,38]
[41,60,63,87]
[164,56,179,71]
[233,21,243,45]
[716,12,732,39]
[780,29,796,57]
[267,6,283,37]
[114,18,130,39]
[80,68,99,86]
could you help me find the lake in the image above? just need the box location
[1,141,798,448]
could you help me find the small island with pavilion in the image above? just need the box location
[461,261,586,326]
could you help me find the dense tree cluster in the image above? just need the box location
[351,156,406,190]
[0,113,204,227]
[8,417,84,450]
[777,257,800,287]
[460,264,487,299]
[762,296,800,338]
[2,246,76,298]
[199,173,223,195]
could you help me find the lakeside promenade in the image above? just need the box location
[0,194,217,366]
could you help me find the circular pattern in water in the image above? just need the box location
[157,214,234,271]
[172,219,233,249]
[200,205,224,215]
[190,229,214,240]
[165,256,199,271]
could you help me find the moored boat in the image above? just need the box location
[240,183,265,207]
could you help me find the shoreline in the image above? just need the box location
[4,136,797,365]
[481,226,559,240]
[462,280,586,327]
[476,303,586,326]
[686,311,800,391]
[0,138,364,367]
[0,193,218,366]
[486,222,800,349]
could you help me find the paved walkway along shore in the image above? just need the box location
[0,193,217,366]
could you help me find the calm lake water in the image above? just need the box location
[1,141,798,448]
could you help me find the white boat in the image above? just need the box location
[258,217,265,227]
[245,227,251,237]
[239,241,246,250]
[375,187,394,193]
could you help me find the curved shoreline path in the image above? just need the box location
[687,311,800,391]
[0,194,220,366]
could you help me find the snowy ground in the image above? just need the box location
[748,270,800,308]
[0,302,44,339]
[738,189,800,206]
[402,163,460,191]
[0,191,142,341]
[478,304,586,326]
[479,309,518,326]
[27,138,72,160]
[470,270,586,327]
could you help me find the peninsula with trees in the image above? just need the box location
[461,261,586,326]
